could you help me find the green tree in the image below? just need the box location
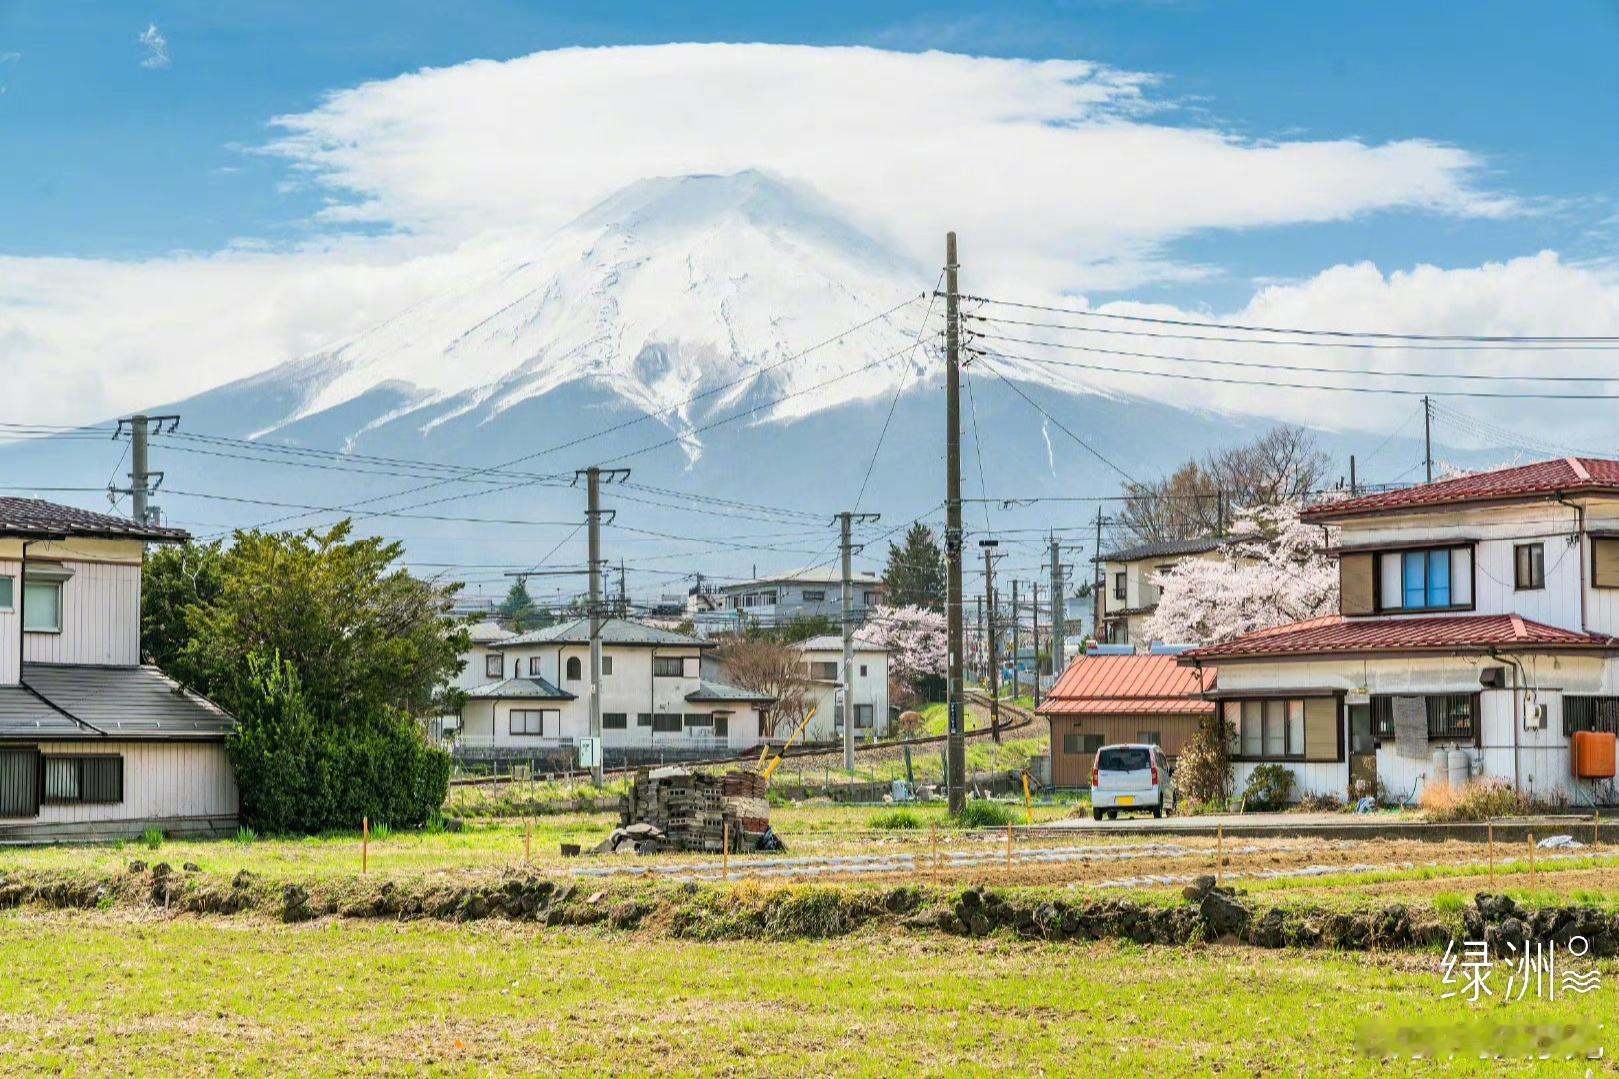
[881,523,945,611]
[140,540,224,682]
[496,578,540,630]
[168,522,470,719]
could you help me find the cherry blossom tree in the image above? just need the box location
[858,604,946,709]
[1140,501,1338,646]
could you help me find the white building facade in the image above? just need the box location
[1182,459,1619,806]
[793,635,891,743]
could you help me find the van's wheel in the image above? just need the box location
[1152,805,1163,819]
[1107,809,1119,821]
[1092,808,1103,822]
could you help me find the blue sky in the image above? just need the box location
[2,0,1615,297]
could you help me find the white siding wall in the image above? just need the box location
[0,545,144,685]
[1232,759,1345,800]
[29,740,238,825]
[799,647,890,742]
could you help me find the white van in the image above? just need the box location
[1090,743,1173,820]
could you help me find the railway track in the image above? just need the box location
[449,691,1039,785]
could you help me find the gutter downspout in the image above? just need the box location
[1490,648,1524,795]
[15,535,104,736]
[1556,492,1588,635]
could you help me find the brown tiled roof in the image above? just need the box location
[1302,457,1619,522]
[0,498,189,542]
[1039,654,1216,716]
[1182,613,1619,662]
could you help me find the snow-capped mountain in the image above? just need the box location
[250,170,938,458]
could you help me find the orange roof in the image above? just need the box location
[1038,654,1215,716]
[1301,457,1619,522]
[1182,613,1619,661]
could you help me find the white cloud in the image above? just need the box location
[5,43,1608,438]
[261,44,1515,292]
[138,23,169,69]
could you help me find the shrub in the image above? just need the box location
[1174,712,1234,808]
[227,653,451,834]
[1419,777,1531,822]
[233,825,258,845]
[368,821,392,841]
[870,809,921,830]
[954,799,1014,828]
[1240,764,1295,811]
[139,827,165,850]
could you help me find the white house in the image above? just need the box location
[451,620,515,691]
[455,617,772,763]
[1180,458,1619,806]
[794,634,891,743]
[0,499,238,841]
[1095,536,1236,647]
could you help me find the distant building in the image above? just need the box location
[1038,653,1215,788]
[792,635,891,743]
[710,568,885,632]
[1094,536,1236,648]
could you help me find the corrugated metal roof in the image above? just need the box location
[0,686,87,738]
[795,635,888,652]
[497,617,709,649]
[8,664,235,740]
[1302,457,1619,521]
[1096,535,1228,563]
[0,497,190,542]
[685,679,775,703]
[467,620,514,644]
[1182,613,1619,661]
[1038,654,1215,717]
[463,676,575,701]
[717,567,882,589]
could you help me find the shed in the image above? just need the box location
[1037,654,1216,788]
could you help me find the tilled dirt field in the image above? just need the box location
[573,831,1619,895]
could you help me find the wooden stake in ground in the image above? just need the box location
[1005,821,1013,869]
[524,818,532,864]
[723,821,731,881]
[1021,772,1034,825]
[1528,831,1536,890]
[362,816,369,874]
[1215,823,1224,887]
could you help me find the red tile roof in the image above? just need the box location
[1302,457,1619,522]
[1038,654,1216,716]
[1182,613,1619,662]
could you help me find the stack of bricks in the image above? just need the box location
[622,768,772,853]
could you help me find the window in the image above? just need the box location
[485,654,503,679]
[1062,733,1105,755]
[684,713,713,729]
[43,756,123,804]
[0,750,40,817]
[1594,538,1619,589]
[854,704,874,729]
[713,714,730,738]
[565,656,582,681]
[862,591,879,607]
[859,664,868,678]
[652,713,682,733]
[1514,543,1545,590]
[1564,696,1619,736]
[1224,699,1308,760]
[806,660,838,681]
[801,590,826,603]
[1369,694,1477,740]
[508,709,555,736]
[0,576,11,611]
[602,656,613,676]
[1097,747,1151,772]
[1136,731,1162,747]
[636,713,653,727]
[22,580,61,632]
[528,656,544,677]
[1113,572,1127,601]
[653,656,683,677]
[602,712,627,730]
[1376,546,1472,612]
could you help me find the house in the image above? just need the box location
[1180,458,1619,806]
[792,634,891,743]
[455,617,773,764]
[452,620,515,691]
[1094,536,1232,646]
[1038,654,1216,788]
[0,499,238,841]
[710,568,885,633]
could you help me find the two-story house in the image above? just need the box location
[1180,459,1619,806]
[1095,536,1232,647]
[793,634,891,743]
[0,499,238,841]
[455,617,772,764]
[710,569,885,634]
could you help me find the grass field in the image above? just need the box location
[0,910,1607,1076]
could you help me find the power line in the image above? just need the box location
[959,293,1619,344]
[965,354,1140,485]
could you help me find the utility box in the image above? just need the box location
[1572,731,1617,779]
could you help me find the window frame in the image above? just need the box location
[651,712,682,733]
[652,655,684,677]
[602,712,627,730]
[565,656,583,681]
[1513,542,1545,591]
[1592,537,1619,589]
[485,654,504,679]
[528,656,544,677]
[1223,696,1335,762]
[42,755,124,805]
[507,709,557,737]
[21,578,63,633]
[1113,572,1127,602]
[1372,544,1475,614]
[0,575,11,612]
[1564,696,1619,737]
[801,589,826,603]
[1369,693,1479,743]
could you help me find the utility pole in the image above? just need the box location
[1049,533,1065,679]
[1092,507,1105,643]
[836,510,879,772]
[974,594,983,682]
[1010,579,1021,715]
[574,466,629,785]
[980,540,1000,744]
[111,413,180,525]
[1422,395,1433,484]
[1349,455,1358,497]
[944,232,966,814]
[1031,580,1041,709]
[618,559,628,617]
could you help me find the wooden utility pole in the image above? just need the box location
[836,509,879,772]
[1423,395,1433,484]
[575,465,629,785]
[944,233,966,814]
[1049,533,1065,678]
[1092,507,1105,643]
[1010,579,1021,708]
[1031,580,1041,709]
[981,540,1000,743]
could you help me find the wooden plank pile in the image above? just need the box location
[617,767,773,853]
